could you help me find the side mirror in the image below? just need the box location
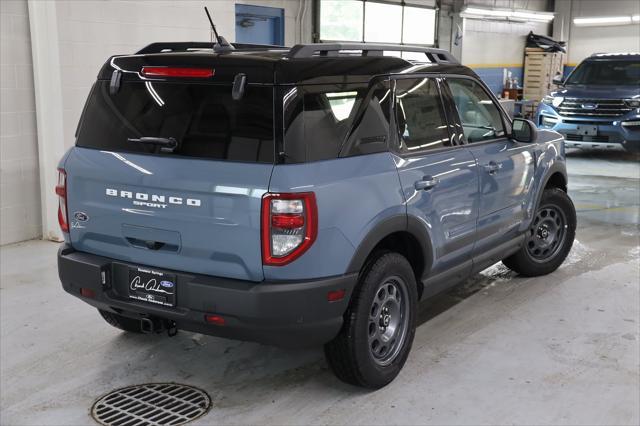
[552,74,564,86]
[512,118,538,143]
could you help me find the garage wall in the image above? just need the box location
[565,0,640,68]
[454,0,551,94]
[0,0,41,245]
[462,18,550,94]
[54,0,312,150]
[7,0,311,245]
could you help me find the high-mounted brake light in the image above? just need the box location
[261,193,317,266]
[55,168,69,233]
[141,67,214,78]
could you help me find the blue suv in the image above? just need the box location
[57,42,576,388]
[536,53,640,152]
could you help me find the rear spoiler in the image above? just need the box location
[136,42,287,55]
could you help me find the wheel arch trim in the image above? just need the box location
[346,215,433,280]
[524,162,568,231]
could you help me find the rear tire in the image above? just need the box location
[99,309,143,333]
[324,252,418,389]
[503,188,576,276]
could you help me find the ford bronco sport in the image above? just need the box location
[57,41,576,388]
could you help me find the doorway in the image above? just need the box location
[235,4,285,46]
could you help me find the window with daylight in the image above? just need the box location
[319,0,437,46]
[395,78,450,153]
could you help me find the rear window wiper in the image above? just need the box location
[127,137,178,153]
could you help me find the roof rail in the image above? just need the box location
[589,52,640,57]
[287,43,459,64]
[136,42,287,55]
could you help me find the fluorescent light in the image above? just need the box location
[464,7,511,18]
[512,11,555,22]
[461,6,554,22]
[573,16,632,26]
[633,15,639,22]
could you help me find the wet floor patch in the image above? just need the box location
[91,383,210,426]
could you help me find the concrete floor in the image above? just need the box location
[1,150,639,425]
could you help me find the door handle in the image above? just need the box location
[414,176,439,191]
[483,161,502,175]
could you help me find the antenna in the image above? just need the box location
[204,6,234,53]
[204,6,219,44]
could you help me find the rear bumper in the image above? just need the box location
[58,244,357,347]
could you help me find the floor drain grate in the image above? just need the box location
[91,383,211,426]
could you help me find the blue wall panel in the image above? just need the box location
[235,4,284,46]
[470,66,524,95]
[471,64,577,94]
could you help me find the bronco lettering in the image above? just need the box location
[106,188,201,207]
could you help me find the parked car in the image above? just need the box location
[536,52,640,152]
[57,41,576,388]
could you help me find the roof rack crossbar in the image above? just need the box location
[287,43,459,64]
[136,42,287,55]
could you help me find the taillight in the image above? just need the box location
[261,192,317,266]
[140,67,214,78]
[55,168,69,233]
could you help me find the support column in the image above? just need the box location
[27,0,65,242]
[443,0,464,61]
[552,0,572,44]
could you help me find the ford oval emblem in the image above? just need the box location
[160,280,174,288]
[581,103,597,110]
[74,212,89,222]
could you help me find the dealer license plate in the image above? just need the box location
[128,266,176,307]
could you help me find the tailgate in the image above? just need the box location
[66,78,275,281]
[66,148,271,281]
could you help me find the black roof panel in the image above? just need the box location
[98,43,476,85]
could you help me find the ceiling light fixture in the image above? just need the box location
[573,16,635,26]
[461,6,554,22]
[511,11,555,22]
[464,7,511,18]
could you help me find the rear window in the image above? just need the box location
[76,81,274,163]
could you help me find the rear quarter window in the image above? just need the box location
[282,82,391,163]
[76,81,274,163]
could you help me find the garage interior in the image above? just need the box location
[1,0,639,425]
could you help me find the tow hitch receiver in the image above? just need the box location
[140,317,178,336]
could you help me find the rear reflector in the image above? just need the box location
[205,314,225,326]
[80,288,95,298]
[141,67,214,78]
[327,289,346,302]
[271,214,305,229]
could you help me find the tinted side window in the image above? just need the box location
[394,78,450,154]
[447,78,506,143]
[283,84,367,163]
[344,81,392,156]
